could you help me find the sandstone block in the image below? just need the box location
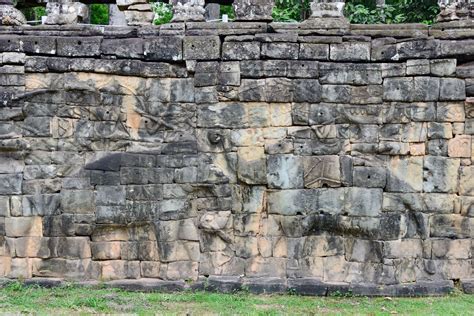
[406,59,430,75]
[140,261,160,278]
[353,166,386,188]
[301,155,340,189]
[448,135,471,158]
[267,190,317,216]
[267,155,303,189]
[261,43,299,60]
[293,79,321,103]
[330,42,370,61]
[56,37,101,57]
[0,197,9,217]
[11,237,50,258]
[8,258,32,279]
[345,188,382,217]
[437,102,465,122]
[430,59,456,76]
[144,37,182,61]
[184,36,220,60]
[431,239,471,259]
[92,226,128,242]
[384,239,423,258]
[387,157,423,193]
[60,190,95,214]
[163,261,198,281]
[303,236,344,257]
[0,173,22,195]
[459,166,474,196]
[423,157,460,193]
[439,78,466,101]
[430,214,471,238]
[299,43,329,60]
[222,42,260,60]
[99,260,140,280]
[237,147,267,185]
[6,217,42,237]
[428,122,453,139]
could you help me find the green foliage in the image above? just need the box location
[21,6,46,22]
[220,5,235,20]
[345,0,440,25]
[272,0,310,22]
[90,4,109,25]
[151,1,173,25]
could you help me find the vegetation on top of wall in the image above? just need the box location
[270,0,439,24]
[90,3,109,25]
[220,4,235,20]
[344,0,440,25]
[19,0,440,26]
[151,1,173,25]
[272,0,311,22]
[21,6,45,22]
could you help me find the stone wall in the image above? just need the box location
[0,21,472,294]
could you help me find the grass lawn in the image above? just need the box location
[0,282,472,315]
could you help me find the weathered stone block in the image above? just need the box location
[344,188,382,217]
[437,102,465,122]
[430,59,456,76]
[345,239,383,263]
[293,79,321,103]
[0,174,22,194]
[303,155,341,188]
[267,190,317,216]
[5,217,42,237]
[459,166,474,196]
[22,194,61,216]
[144,37,182,61]
[299,43,329,60]
[448,135,471,158]
[237,147,267,185]
[431,239,471,259]
[322,85,351,103]
[56,37,102,57]
[430,214,471,238]
[267,155,303,189]
[428,122,453,139]
[99,260,140,280]
[353,166,386,188]
[407,59,430,75]
[384,239,423,259]
[261,43,299,60]
[387,157,423,193]
[101,38,144,59]
[60,190,95,214]
[320,63,382,85]
[423,157,460,193]
[184,36,220,60]
[439,78,466,101]
[222,42,260,60]
[330,42,370,61]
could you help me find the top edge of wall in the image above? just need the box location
[0,19,473,40]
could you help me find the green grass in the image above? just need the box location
[0,282,472,315]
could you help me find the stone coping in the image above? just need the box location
[0,20,472,39]
[0,277,467,296]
